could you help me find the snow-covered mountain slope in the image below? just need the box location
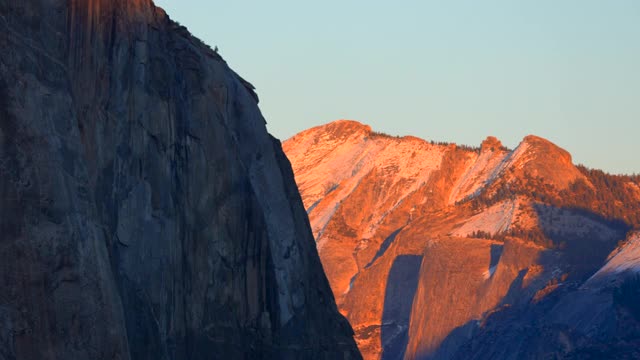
[589,232,640,283]
[285,120,445,240]
[448,137,509,204]
[283,120,640,360]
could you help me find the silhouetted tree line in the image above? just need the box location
[566,166,640,229]
[369,131,402,139]
[469,230,493,239]
[427,141,495,154]
[467,227,552,247]
[429,140,455,147]
[456,144,481,153]
[462,169,526,209]
[171,21,220,57]
[461,165,640,231]
[505,227,552,247]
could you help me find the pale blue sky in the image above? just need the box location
[154,0,639,174]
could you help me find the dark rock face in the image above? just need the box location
[0,1,360,359]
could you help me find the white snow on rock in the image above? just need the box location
[284,120,445,239]
[448,139,542,205]
[449,149,509,204]
[451,200,518,237]
[589,232,640,281]
[483,265,498,280]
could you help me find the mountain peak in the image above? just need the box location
[496,134,584,190]
[481,136,504,152]
[522,134,561,148]
[520,134,573,162]
[322,119,372,136]
[285,120,373,147]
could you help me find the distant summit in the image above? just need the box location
[284,120,640,360]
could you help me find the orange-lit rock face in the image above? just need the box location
[284,120,640,359]
[69,0,152,16]
[68,0,157,38]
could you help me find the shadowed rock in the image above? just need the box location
[0,1,360,359]
[380,255,422,360]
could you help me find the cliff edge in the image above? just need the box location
[0,1,360,359]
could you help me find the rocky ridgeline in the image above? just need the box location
[284,120,640,360]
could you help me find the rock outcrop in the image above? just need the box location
[0,2,360,359]
[284,120,640,359]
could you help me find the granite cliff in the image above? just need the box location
[0,1,360,359]
[284,120,640,359]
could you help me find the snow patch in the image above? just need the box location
[589,233,640,280]
[285,129,446,241]
[451,200,517,237]
[483,265,497,280]
[449,150,509,204]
